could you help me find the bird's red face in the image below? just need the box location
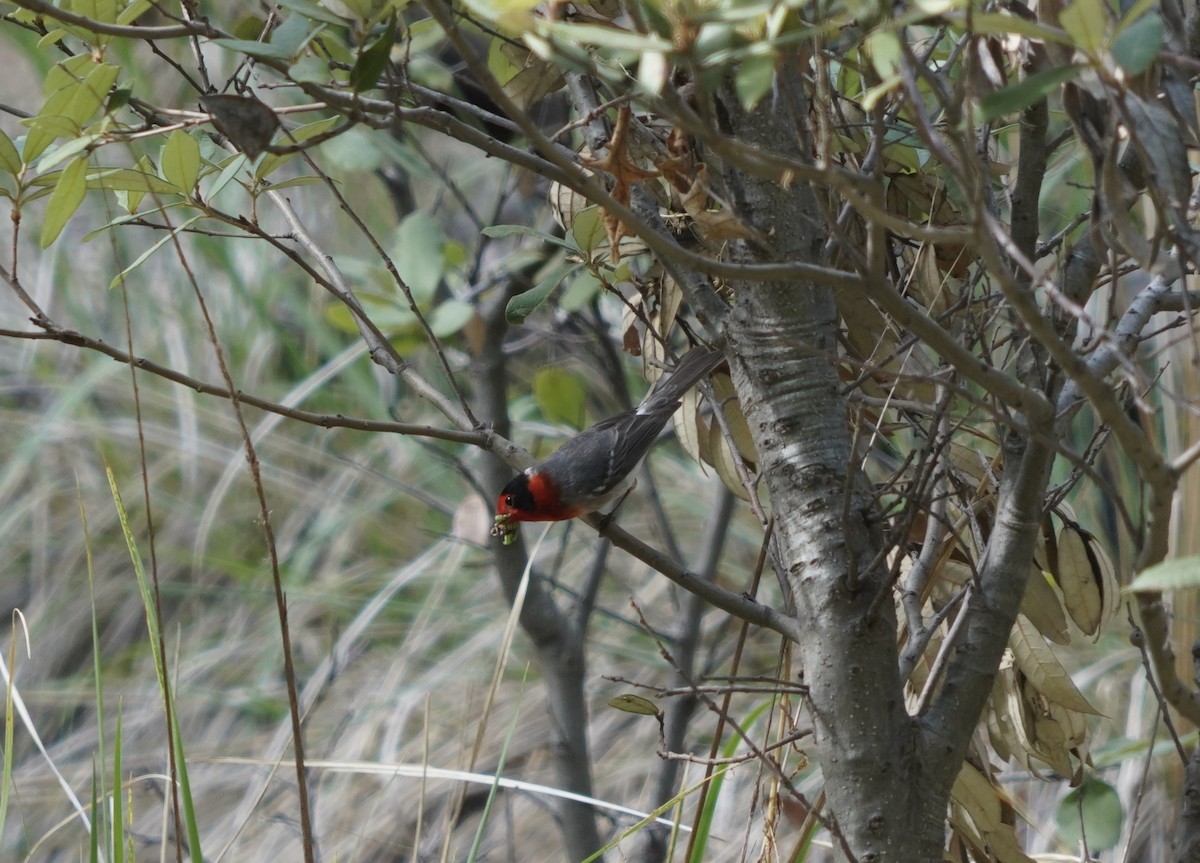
[491,471,583,545]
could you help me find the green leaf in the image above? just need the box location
[232,15,268,40]
[350,15,397,92]
[688,700,772,863]
[289,55,332,83]
[254,115,339,178]
[276,0,355,25]
[559,268,600,311]
[72,0,118,24]
[203,153,249,201]
[108,216,203,286]
[1110,12,1163,75]
[480,224,534,239]
[40,154,88,247]
[1127,555,1200,592]
[111,709,123,863]
[541,20,672,53]
[1056,775,1122,852]
[22,113,78,164]
[505,260,574,323]
[317,124,385,173]
[534,366,588,429]
[325,0,378,17]
[0,129,21,176]
[866,29,902,79]
[693,20,736,59]
[83,202,187,241]
[571,206,606,256]
[912,0,959,13]
[160,129,201,193]
[485,38,565,109]
[106,86,133,112]
[116,0,154,25]
[104,157,164,214]
[1060,0,1109,55]
[443,240,467,269]
[978,65,1080,121]
[969,13,1072,46]
[37,27,68,48]
[269,12,318,57]
[608,694,660,716]
[392,211,446,299]
[44,54,96,94]
[211,38,296,61]
[862,76,901,112]
[23,66,93,164]
[487,36,521,85]
[1112,0,1158,37]
[428,299,474,337]
[480,223,575,250]
[735,50,775,109]
[87,166,178,195]
[64,63,120,128]
[265,175,326,190]
[637,49,668,94]
[35,132,102,172]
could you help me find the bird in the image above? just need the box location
[491,345,724,545]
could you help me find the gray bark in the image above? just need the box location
[709,73,1067,858]
[716,90,941,860]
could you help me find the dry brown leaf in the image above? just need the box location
[672,388,706,465]
[951,761,1033,862]
[908,242,956,315]
[986,825,1037,863]
[707,419,752,501]
[498,43,565,109]
[951,762,1001,833]
[621,295,642,356]
[649,278,683,354]
[710,372,757,465]
[1020,567,1071,645]
[1091,534,1120,629]
[550,176,591,232]
[1055,523,1103,636]
[1047,700,1088,749]
[947,439,1000,488]
[986,686,1014,764]
[999,660,1040,775]
[1030,698,1074,777]
[1009,616,1101,716]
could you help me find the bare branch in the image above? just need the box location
[9,0,225,39]
[0,325,485,445]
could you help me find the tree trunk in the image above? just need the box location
[717,90,944,860]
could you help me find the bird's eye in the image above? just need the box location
[505,495,514,507]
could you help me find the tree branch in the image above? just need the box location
[0,325,485,444]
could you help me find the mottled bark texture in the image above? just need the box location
[1177,735,1200,863]
[716,91,939,860]
[710,81,1063,858]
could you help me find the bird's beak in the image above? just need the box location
[491,513,517,545]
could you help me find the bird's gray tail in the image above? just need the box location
[649,346,724,406]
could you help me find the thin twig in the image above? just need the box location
[0,326,484,444]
